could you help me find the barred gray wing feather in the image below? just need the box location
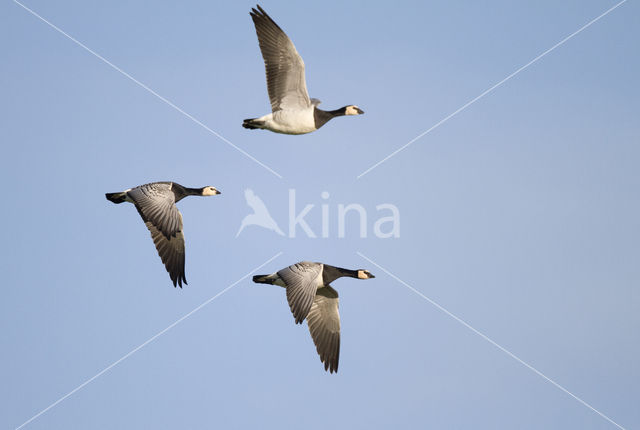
[307,286,340,373]
[128,183,181,239]
[144,212,186,288]
[277,262,322,324]
[250,5,311,112]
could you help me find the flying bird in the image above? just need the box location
[236,188,284,237]
[105,182,221,287]
[243,5,364,135]
[253,261,375,373]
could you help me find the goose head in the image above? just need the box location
[357,269,375,279]
[201,186,222,196]
[344,105,365,116]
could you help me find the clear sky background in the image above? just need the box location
[1,0,638,429]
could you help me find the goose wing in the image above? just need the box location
[127,183,186,287]
[145,214,186,288]
[277,261,322,324]
[307,286,340,373]
[250,5,311,112]
[127,183,181,239]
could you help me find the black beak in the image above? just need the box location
[216,190,222,195]
[369,273,375,279]
[356,107,365,114]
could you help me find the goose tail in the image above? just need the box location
[105,192,127,204]
[242,118,264,130]
[253,274,273,284]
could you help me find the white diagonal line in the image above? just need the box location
[357,0,627,179]
[13,251,283,430]
[13,0,283,179]
[357,251,626,430]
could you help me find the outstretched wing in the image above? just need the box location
[307,286,340,373]
[145,214,186,288]
[250,5,311,112]
[277,262,322,324]
[127,183,186,287]
[127,183,181,239]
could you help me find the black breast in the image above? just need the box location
[313,108,335,130]
[171,183,188,202]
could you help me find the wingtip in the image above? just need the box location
[171,275,187,288]
[324,360,338,374]
[250,5,264,17]
[250,5,276,24]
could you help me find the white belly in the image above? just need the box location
[261,109,316,135]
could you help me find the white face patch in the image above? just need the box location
[345,105,361,116]
[202,187,220,196]
[357,270,369,279]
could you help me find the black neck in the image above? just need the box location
[183,187,204,195]
[326,107,348,116]
[313,107,346,130]
[322,265,358,284]
[172,183,202,202]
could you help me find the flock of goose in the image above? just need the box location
[106,5,370,373]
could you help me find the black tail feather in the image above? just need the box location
[253,274,271,284]
[105,192,127,204]
[242,118,264,130]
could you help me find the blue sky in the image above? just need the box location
[1,0,638,428]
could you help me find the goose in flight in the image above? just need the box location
[105,182,221,287]
[243,5,364,135]
[236,188,284,237]
[253,261,375,373]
